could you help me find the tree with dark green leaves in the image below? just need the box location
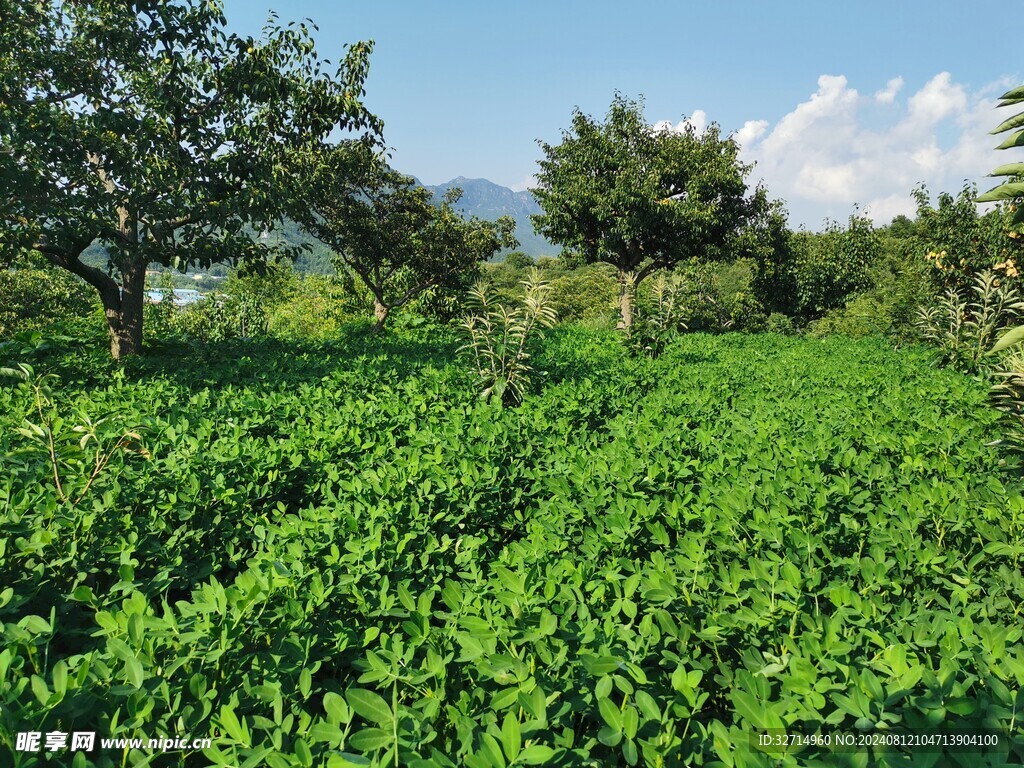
[532,94,775,328]
[0,0,379,358]
[790,212,880,318]
[295,143,517,331]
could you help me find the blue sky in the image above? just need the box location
[224,1,1019,230]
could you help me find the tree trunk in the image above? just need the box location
[617,271,635,329]
[102,257,146,359]
[371,298,390,334]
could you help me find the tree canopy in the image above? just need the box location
[531,94,774,327]
[295,142,517,330]
[0,0,380,357]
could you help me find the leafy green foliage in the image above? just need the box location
[0,0,379,357]
[544,265,619,325]
[674,258,768,333]
[626,272,689,357]
[916,271,1024,373]
[791,213,879,319]
[295,143,517,331]
[978,84,1024,230]
[914,183,1022,291]
[532,94,776,327]
[1,330,1022,766]
[460,269,558,406]
[2,364,150,509]
[0,261,98,339]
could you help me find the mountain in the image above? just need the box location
[80,177,559,274]
[422,177,558,259]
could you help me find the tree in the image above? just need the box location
[913,183,1021,290]
[532,94,773,328]
[295,143,517,331]
[0,1,379,358]
[790,212,879,318]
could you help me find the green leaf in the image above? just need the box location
[997,85,1024,102]
[597,696,623,731]
[21,615,51,634]
[294,738,313,767]
[634,690,660,721]
[219,705,249,746]
[347,727,393,752]
[517,745,555,764]
[479,733,506,768]
[323,691,350,724]
[995,129,1024,151]
[346,688,393,726]
[457,634,485,662]
[989,163,1024,177]
[990,324,1024,354]
[977,181,1024,202]
[52,660,68,696]
[31,675,50,705]
[993,111,1024,136]
[501,712,521,762]
[70,586,95,603]
[124,655,144,689]
[310,722,344,744]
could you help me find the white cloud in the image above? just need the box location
[760,75,859,153]
[863,193,917,222]
[906,72,966,127]
[874,76,904,104]
[653,110,709,136]
[713,72,1007,227]
[794,162,858,201]
[734,119,769,147]
[510,174,538,192]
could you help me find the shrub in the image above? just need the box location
[914,183,1023,291]
[267,275,360,340]
[0,261,98,339]
[765,312,796,335]
[547,265,619,324]
[810,295,895,338]
[502,251,535,271]
[673,258,767,332]
[626,272,689,357]
[792,213,879,319]
[460,268,558,405]
[915,271,1024,373]
[2,334,1022,766]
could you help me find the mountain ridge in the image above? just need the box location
[420,177,557,258]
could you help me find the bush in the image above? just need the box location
[626,272,689,357]
[765,312,796,335]
[547,265,619,324]
[672,258,767,333]
[460,269,558,405]
[914,183,1023,292]
[268,275,361,340]
[0,261,98,339]
[792,213,879,319]
[2,334,1022,766]
[810,295,894,338]
[915,271,1024,373]
[146,267,366,344]
[502,251,535,270]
